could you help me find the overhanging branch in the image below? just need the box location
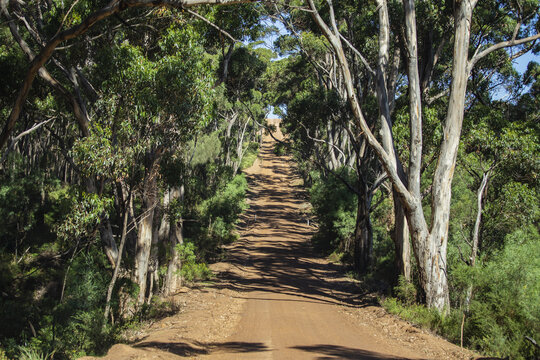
[0,0,259,150]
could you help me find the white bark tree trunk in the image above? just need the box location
[377,0,411,281]
[135,160,158,306]
[464,169,490,309]
[164,185,184,295]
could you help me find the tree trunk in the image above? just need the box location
[393,195,411,281]
[464,170,490,309]
[146,198,162,305]
[378,0,411,283]
[135,158,158,306]
[100,220,118,268]
[353,175,372,273]
[103,190,131,325]
[164,185,184,295]
[233,119,250,175]
[421,0,474,311]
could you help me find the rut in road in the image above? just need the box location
[199,120,424,359]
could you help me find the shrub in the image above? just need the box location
[240,142,260,169]
[394,276,417,305]
[18,346,53,360]
[464,230,540,359]
[273,142,287,156]
[176,242,213,282]
[309,169,357,255]
[190,174,248,260]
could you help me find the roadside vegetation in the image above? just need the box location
[266,2,539,359]
[0,0,539,359]
[0,3,270,358]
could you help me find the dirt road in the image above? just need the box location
[85,120,475,360]
[197,120,422,360]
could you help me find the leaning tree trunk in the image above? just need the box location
[103,190,131,325]
[464,170,490,310]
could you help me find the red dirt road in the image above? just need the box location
[83,120,475,360]
[198,120,423,359]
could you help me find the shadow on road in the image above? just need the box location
[211,137,375,310]
[290,344,416,360]
[134,340,270,357]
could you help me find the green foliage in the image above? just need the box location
[187,131,222,166]
[189,174,249,260]
[223,47,268,100]
[309,170,357,255]
[55,192,113,242]
[0,174,43,243]
[42,248,115,358]
[240,142,260,170]
[273,142,287,156]
[464,231,540,358]
[17,346,53,360]
[382,297,463,343]
[394,276,417,306]
[176,242,213,283]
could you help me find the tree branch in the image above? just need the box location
[469,33,540,70]
[0,0,258,150]
[338,33,376,76]
[185,8,238,43]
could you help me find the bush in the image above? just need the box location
[273,142,287,156]
[189,174,248,261]
[309,169,357,256]
[240,142,260,169]
[394,276,417,305]
[46,248,116,358]
[18,346,53,360]
[382,297,463,343]
[176,242,213,282]
[464,230,540,359]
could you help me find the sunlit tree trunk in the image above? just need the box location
[464,169,490,309]
[376,0,411,281]
[135,154,160,305]
[164,185,184,295]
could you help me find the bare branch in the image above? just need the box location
[469,33,540,70]
[425,88,450,105]
[338,33,376,76]
[300,122,347,159]
[1,117,56,164]
[54,0,81,36]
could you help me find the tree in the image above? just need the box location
[303,0,539,310]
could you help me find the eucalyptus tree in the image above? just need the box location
[303,0,539,310]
